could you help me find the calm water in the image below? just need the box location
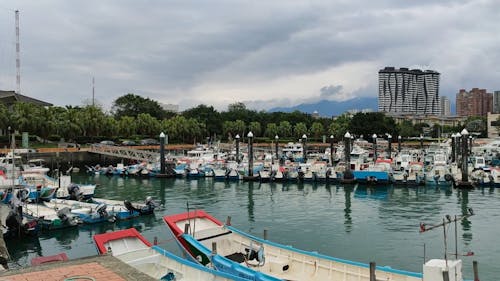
[6,174,500,280]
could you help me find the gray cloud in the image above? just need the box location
[0,0,498,111]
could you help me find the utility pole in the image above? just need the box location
[15,10,21,94]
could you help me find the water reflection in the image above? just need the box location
[40,227,79,246]
[344,186,353,232]
[458,190,472,244]
[354,185,389,200]
[247,182,255,222]
[159,179,166,207]
[6,236,41,265]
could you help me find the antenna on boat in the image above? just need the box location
[186,201,191,235]
[419,209,474,265]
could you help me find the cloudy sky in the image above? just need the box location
[0,1,498,111]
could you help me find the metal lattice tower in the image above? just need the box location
[15,10,20,94]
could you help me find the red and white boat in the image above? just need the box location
[93,228,245,281]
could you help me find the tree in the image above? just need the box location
[278,121,292,138]
[182,104,221,139]
[264,123,278,138]
[294,122,308,137]
[112,93,168,120]
[349,112,397,139]
[248,122,261,137]
[136,113,160,136]
[328,114,350,139]
[397,120,415,137]
[310,122,324,138]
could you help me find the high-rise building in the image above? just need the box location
[493,91,500,113]
[378,67,440,115]
[456,88,492,117]
[440,96,451,116]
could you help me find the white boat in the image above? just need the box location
[23,203,81,230]
[93,228,246,281]
[165,210,464,281]
[19,172,96,200]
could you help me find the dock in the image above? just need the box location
[0,254,156,281]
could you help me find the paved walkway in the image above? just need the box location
[0,255,155,281]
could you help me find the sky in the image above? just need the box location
[0,0,498,112]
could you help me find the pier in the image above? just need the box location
[88,144,160,163]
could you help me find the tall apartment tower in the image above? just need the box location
[493,90,500,113]
[440,96,451,116]
[378,67,440,115]
[456,88,492,117]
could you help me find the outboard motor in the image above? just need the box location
[124,200,139,213]
[141,196,156,215]
[56,207,72,222]
[95,204,108,217]
[67,184,83,201]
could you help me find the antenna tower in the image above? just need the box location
[15,10,20,94]
[92,77,95,106]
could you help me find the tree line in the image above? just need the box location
[0,93,485,144]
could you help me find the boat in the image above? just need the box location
[23,203,81,230]
[90,196,157,216]
[93,228,246,281]
[19,172,96,200]
[163,210,457,281]
[44,199,115,224]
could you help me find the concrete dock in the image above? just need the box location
[0,254,156,281]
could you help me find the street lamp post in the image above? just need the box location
[344,132,351,164]
[159,132,166,175]
[372,134,378,161]
[330,135,334,165]
[247,132,254,177]
[420,135,424,150]
[451,133,456,163]
[302,134,307,163]
[461,129,469,182]
[398,135,401,153]
[387,134,392,159]
[235,134,240,164]
[275,135,279,161]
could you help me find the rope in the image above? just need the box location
[64,276,95,281]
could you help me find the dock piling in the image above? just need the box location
[369,262,376,281]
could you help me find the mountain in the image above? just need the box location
[268,97,378,116]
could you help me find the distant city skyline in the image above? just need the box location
[0,1,499,111]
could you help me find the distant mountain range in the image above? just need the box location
[269,96,456,116]
[269,97,378,116]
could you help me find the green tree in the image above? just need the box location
[278,121,292,138]
[328,114,350,139]
[182,104,221,139]
[136,113,160,136]
[248,122,262,137]
[264,123,279,138]
[117,116,137,137]
[294,122,308,137]
[397,120,415,137]
[112,93,169,120]
[310,122,324,138]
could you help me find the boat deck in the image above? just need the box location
[0,253,156,281]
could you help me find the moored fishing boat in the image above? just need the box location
[164,210,458,281]
[23,203,81,230]
[93,228,247,281]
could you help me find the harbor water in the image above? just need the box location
[5,174,500,280]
